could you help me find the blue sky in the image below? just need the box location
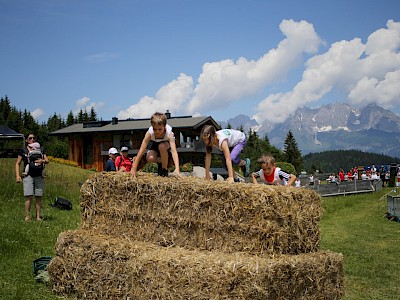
[1,0,399,126]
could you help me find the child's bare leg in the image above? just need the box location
[238,159,246,167]
[24,164,29,176]
[146,150,159,163]
[158,142,170,169]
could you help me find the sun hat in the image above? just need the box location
[121,146,129,152]
[108,147,119,155]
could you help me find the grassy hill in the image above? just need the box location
[1,158,399,299]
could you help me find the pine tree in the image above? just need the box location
[89,107,97,121]
[242,128,285,174]
[262,134,270,145]
[66,111,75,126]
[83,110,89,122]
[0,96,11,124]
[47,113,65,132]
[22,109,39,136]
[283,130,303,173]
[6,108,23,133]
[77,109,86,123]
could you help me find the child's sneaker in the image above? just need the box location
[244,158,251,177]
[159,168,168,177]
[157,163,162,176]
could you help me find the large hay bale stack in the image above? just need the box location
[80,172,322,256]
[49,172,345,299]
[48,229,344,299]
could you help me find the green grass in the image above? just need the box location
[1,158,399,299]
[0,158,93,300]
[320,190,400,299]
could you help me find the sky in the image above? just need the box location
[1,0,400,127]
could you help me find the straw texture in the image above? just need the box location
[48,172,344,299]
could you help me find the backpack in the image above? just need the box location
[51,197,73,210]
[116,156,130,170]
[116,155,123,169]
[27,149,44,177]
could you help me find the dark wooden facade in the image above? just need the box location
[51,114,220,172]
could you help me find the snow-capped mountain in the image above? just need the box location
[218,114,259,133]
[218,103,400,158]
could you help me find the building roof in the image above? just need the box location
[50,115,220,135]
[0,125,24,138]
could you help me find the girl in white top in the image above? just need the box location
[201,125,250,183]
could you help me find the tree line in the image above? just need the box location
[303,150,399,174]
[0,95,98,159]
[1,95,305,173]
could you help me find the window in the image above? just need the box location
[112,134,132,150]
[83,136,93,164]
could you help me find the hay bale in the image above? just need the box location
[48,230,159,299]
[48,229,344,300]
[80,172,322,256]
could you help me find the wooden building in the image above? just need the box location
[50,112,220,171]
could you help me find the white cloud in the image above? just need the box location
[115,19,323,122]
[117,73,194,119]
[253,38,365,124]
[74,97,104,115]
[76,96,90,107]
[254,19,400,125]
[187,19,322,114]
[115,19,400,126]
[365,20,400,55]
[31,108,44,120]
[348,70,400,107]
[347,19,400,109]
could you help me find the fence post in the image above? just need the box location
[389,163,397,187]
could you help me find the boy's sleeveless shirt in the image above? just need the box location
[148,124,173,142]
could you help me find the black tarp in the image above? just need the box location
[0,125,24,157]
[0,125,24,138]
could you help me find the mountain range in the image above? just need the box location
[219,103,400,158]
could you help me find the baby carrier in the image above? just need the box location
[26,148,44,177]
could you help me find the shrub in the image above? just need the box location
[276,162,296,175]
[48,156,79,167]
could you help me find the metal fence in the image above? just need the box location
[305,179,383,197]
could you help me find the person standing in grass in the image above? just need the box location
[15,133,49,222]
